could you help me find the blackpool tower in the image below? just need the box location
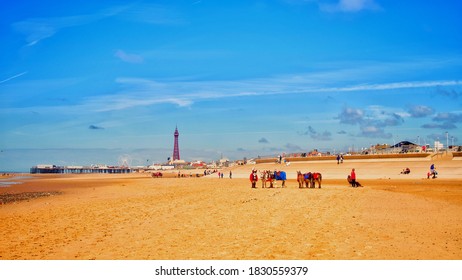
[172,126,180,161]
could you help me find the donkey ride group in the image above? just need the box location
[250,170,287,188]
[296,171,322,189]
[251,170,323,189]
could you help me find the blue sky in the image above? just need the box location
[1,0,462,171]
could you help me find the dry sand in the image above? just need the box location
[0,156,461,260]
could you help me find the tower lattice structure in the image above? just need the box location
[172,126,180,161]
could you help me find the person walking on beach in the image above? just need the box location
[336,154,340,164]
[229,171,232,179]
[350,168,357,187]
[250,169,258,188]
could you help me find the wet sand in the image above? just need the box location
[0,159,461,260]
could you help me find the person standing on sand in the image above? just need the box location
[250,169,258,188]
[350,168,357,187]
[229,171,232,179]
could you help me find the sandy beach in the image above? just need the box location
[1,156,461,260]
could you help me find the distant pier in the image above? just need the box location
[30,165,133,174]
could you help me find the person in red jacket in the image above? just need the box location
[250,169,258,188]
[350,168,357,187]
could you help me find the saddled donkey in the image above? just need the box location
[296,171,304,188]
[273,170,286,188]
[296,171,311,188]
[311,172,322,188]
[260,170,267,188]
[266,170,274,188]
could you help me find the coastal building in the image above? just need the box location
[390,141,419,153]
[434,140,444,152]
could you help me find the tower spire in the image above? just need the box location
[172,126,180,161]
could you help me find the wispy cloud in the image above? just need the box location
[89,124,105,130]
[336,106,405,138]
[285,0,382,13]
[12,3,184,46]
[319,80,462,93]
[337,107,364,125]
[358,124,391,138]
[285,143,303,151]
[422,123,457,130]
[3,65,461,119]
[436,86,462,99]
[12,4,183,46]
[433,112,462,123]
[298,126,332,140]
[320,0,382,13]
[117,3,185,25]
[13,14,110,46]
[0,72,28,84]
[115,50,144,63]
[421,112,462,130]
[82,76,462,113]
[408,105,434,118]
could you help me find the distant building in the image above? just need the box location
[434,141,444,152]
[391,141,419,153]
[219,157,230,167]
[374,144,390,151]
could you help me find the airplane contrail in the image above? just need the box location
[0,71,28,84]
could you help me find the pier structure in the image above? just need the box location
[30,165,133,174]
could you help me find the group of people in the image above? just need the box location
[217,171,233,179]
[250,162,440,188]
